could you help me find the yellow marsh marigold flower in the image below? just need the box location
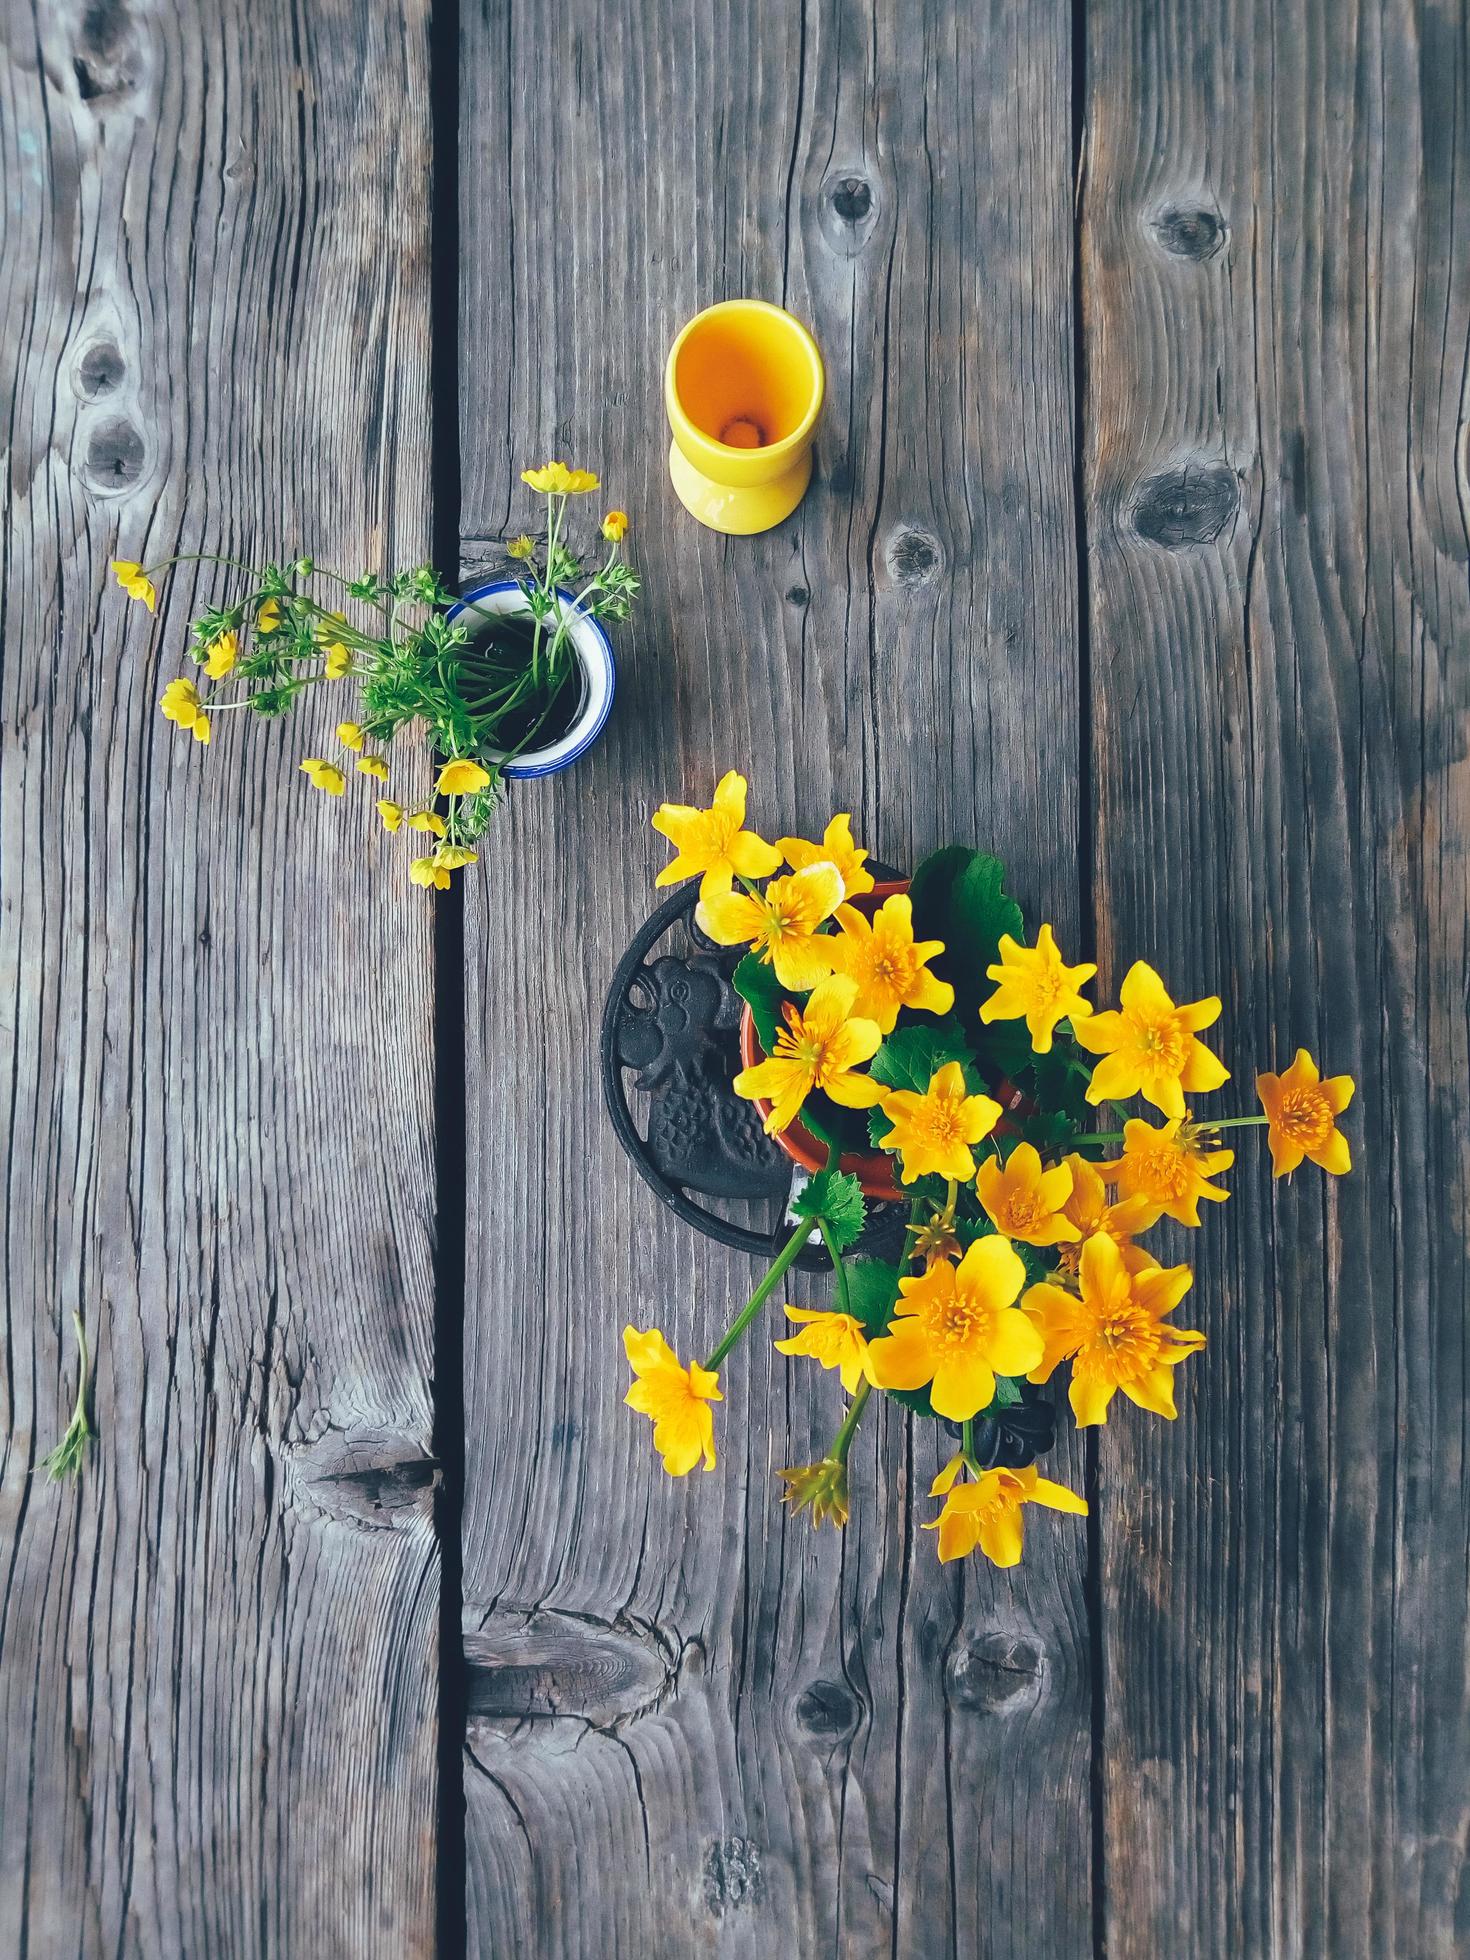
[203,630,238,679]
[699,862,846,993]
[256,598,283,634]
[1256,1049,1355,1178]
[601,510,629,541]
[1102,1116,1233,1227]
[623,1325,721,1475]
[979,923,1096,1055]
[876,1061,1002,1186]
[300,758,346,796]
[159,676,204,730]
[437,758,492,796]
[925,1457,1087,1566]
[778,1458,849,1528]
[653,769,782,897]
[407,810,447,838]
[356,756,390,782]
[1056,1151,1159,1275]
[376,800,404,832]
[336,722,365,753]
[111,559,157,612]
[867,1237,1042,1422]
[1073,960,1229,1119]
[825,893,954,1033]
[976,1143,1080,1248]
[733,973,884,1135]
[774,1305,875,1394]
[777,813,875,900]
[522,461,599,494]
[409,854,451,889]
[1023,1233,1203,1427]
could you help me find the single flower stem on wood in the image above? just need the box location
[41,1312,97,1482]
[703,1217,815,1371]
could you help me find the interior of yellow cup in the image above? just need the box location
[667,302,824,481]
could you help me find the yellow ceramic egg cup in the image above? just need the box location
[665,300,826,535]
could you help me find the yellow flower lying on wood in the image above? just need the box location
[337,721,365,752]
[601,509,629,541]
[925,1457,1088,1566]
[299,757,346,796]
[777,813,875,900]
[732,973,883,1135]
[111,559,157,611]
[1024,1233,1203,1426]
[979,923,1095,1055]
[1073,960,1229,1119]
[410,854,450,889]
[867,1237,1042,1422]
[437,758,492,796]
[159,678,210,746]
[356,756,389,782]
[778,1458,850,1528]
[653,769,782,897]
[203,631,238,678]
[774,1305,875,1393]
[1057,1152,1159,1272]
[876,1061,1002,1185]
[407,810,447,838]
[623,1326,721,1474]
[1256,1049,1354,1177]
[699,862,847,992]
[522,461,599,494]
[825,893,954,1033]
[975,1143,1080,1247]
[376,800,404,832]
[1102,1117,1233,1227]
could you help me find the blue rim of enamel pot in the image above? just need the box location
[447,577,616,781]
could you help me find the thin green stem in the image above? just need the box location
[1197,1113,1269,1131]
[819,1218,852,1319]
[703,1217,815,1372]
[830,1382,872,1466]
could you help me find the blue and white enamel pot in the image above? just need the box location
[447,578,616,781]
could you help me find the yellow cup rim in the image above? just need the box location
[664,299,825,471]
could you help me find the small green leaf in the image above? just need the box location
[880,1382,939,1419]
[981,1375,1025,1412]
[868,1019,983,1096]
[908,846,1026,1029]
[845,1259,902,1333]
[793,1168,866,1255]
[732,953,784,1056]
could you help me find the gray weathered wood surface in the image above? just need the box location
[1,2,440,1953]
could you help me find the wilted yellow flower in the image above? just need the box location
[1074,960,1229,1119]
[159,677,204,730]
[409,854,451,889]
[299,758,346,796]
[436,758,492,796]
[777,813,875,900]
[506,534,536,560]
[867,1237,1042,1422]
[1256,1049,1355,1178]
[975,1143,1079,1247]
[1102,1117,1233,1226]
[774,1306,875,1394]
[925,1457,1087,1566]
[336,722,365,752]
[434,845,479,870]
[653,769,782,897]
[257,598,283,634]
[732,973,884,1135]
[876,1061,1002,1185]
[698,862,846,992]
[111,559,157,612]
[522,461,599,494]
[623,1325,721,1474]
[601,510,629,541]
[356,756,389,782]
[407,810,447,838]
[1024,1233,1203,1427]
[203,631,238,678]
[825,894,954,1033]
[979,924,1096,1055]
[778,1458,850,1528]
[376,800,404,832]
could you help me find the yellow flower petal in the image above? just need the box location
[336,722,365,753]
[376,800,404,832]
[356,756,390,781]
[203,630,238,678]
[407,810,447,838]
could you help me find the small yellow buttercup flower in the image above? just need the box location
[506,534,536,560]
[925,1458,1088,1566]
[299,758,346,796]
[203,630,238,679]
[826,893,954,1032]
[867,1238,1042,1422]
[732,973,884,1135]
[1074,960,1229,1119]
[653,769,782,897]
[376,800,404,832]
[623,1326,721,1475]
[434,845,479,870]
[975,1143,1079,1248]
[522,461,599,494]
[257,598,283,634]
[436,758,492,796]
[407,810,447,838]
[409,854,451,889]
[1024,1233,1203,1427]
[1102,1117,1233,1227]
[159,677,204,731]
[876,1061,1002,1185]
[601,510,629,541]
[979,924,1096,1055]
[336,722,365,753]
[776,814,876,900]
[111,560,157,612]
[356,756,389,782]
[323,644,352,678]
[774,1306,875,1394]
[1256,1049,1355,1178]
[699,862,846,992]
[778,1458,850,1528]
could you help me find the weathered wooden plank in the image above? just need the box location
[458,1,1087,1952]
[1081,0,1470,1951]
[0,4,439,1952]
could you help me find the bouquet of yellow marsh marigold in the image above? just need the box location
[623,771,1357,1570]
[113,464,636,890]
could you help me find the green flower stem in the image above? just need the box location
[703,1217,816,1372]
[818,1218,852,1319]
[41,1312,97,1481]
[941,1178,959,1228]
[830,1381,872,1466]
[961,1416,979,1476]
[1197,1113,1270,1131]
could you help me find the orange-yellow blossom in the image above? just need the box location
[1073,960,1229,1119]
[825,894,954,1033]
[698,862,846,992]
[867,1237,1042,1423]
[623,1326,721,1474]
[1256,1049,1355,1177]
[979,924,1096,1055]
[975,1144,1079,1247]
[732,973,883,1136]
[876,1061,1002,1185]
[1023,1233,1203,1427]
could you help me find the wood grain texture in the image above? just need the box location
[0,2,439,1952]
[1080,0,1470,1953]
[457,1,1089,1953]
